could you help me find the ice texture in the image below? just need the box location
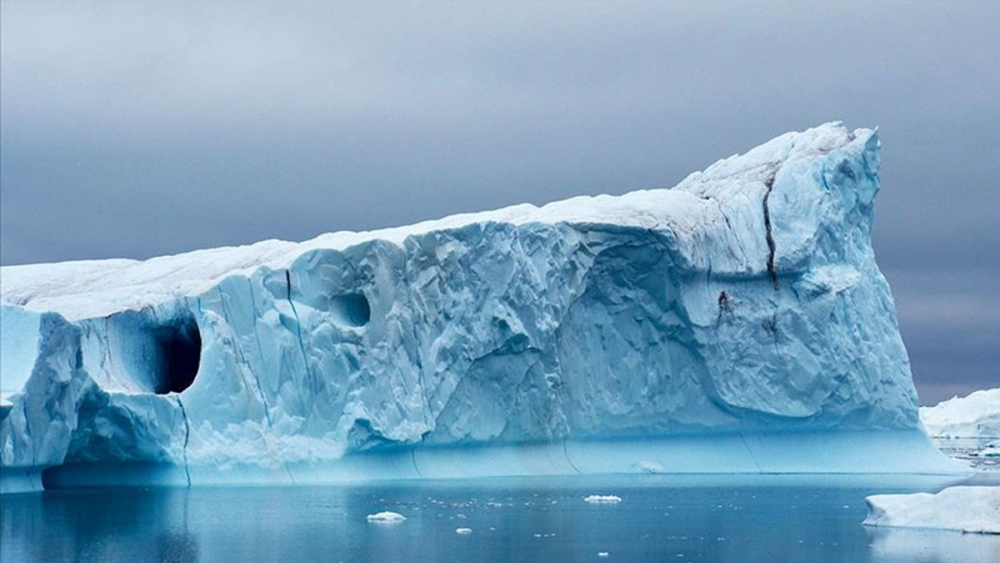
[863,487,1000,534]
[0,123,966,493]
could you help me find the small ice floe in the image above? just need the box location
[455,527,473,535]
[598,552,610,558]
[366,511,406,524]
[863,486,1000,534]
[636,460,665,474]
[977,446,1000,457]
[584,495,622,504]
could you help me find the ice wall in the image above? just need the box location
[0,123,965,493]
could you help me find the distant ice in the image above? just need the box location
[366,511,406,524]
[921,388,1000,470]
[921,388,1000,439]
[636,460,665,474]
[863,487,1000,534]
[455,527,473,535]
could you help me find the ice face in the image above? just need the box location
[0,122,966,493]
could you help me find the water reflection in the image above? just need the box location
[3,488,198,563]
[1,475,992,563]
[868,527,1000,563]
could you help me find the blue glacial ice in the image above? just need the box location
[0,122,967,493]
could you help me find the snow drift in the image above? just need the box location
[0,123,965,493]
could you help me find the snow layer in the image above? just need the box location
[863,486,1000,534]
[0,122,965,493]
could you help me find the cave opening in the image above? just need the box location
[151,315,201,394]
[332,293,371,327]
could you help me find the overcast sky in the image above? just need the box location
[1,1,997,404]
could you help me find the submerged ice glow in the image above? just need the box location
[0,123,965,493]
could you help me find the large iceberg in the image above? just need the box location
[0,122,965,493]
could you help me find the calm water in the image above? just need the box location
[3,475,997,562]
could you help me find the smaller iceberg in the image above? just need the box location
[863,486,1000,534]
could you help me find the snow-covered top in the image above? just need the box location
[921,388,1000,439]
[0,122,870,321]
[863,486,1000,534]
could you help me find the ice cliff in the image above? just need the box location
[0,123,965,493]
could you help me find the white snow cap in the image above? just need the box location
[0,121,870,322]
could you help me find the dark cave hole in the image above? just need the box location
[152,315,202,394]
[333,293,371,327]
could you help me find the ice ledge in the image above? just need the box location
[14,430,966,493]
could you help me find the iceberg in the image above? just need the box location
[863,486,1000,534]
[0,122,966,493]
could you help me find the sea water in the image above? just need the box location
[3,475,996,562]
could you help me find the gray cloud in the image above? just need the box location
[2,0,998,404]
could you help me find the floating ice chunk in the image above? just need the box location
[584,495,622,504]
[863,487,1000,534]
[366,511,406,524]
[598,552,610,558]
[455,527,473,535]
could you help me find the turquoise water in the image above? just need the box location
[3,475,996,562]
